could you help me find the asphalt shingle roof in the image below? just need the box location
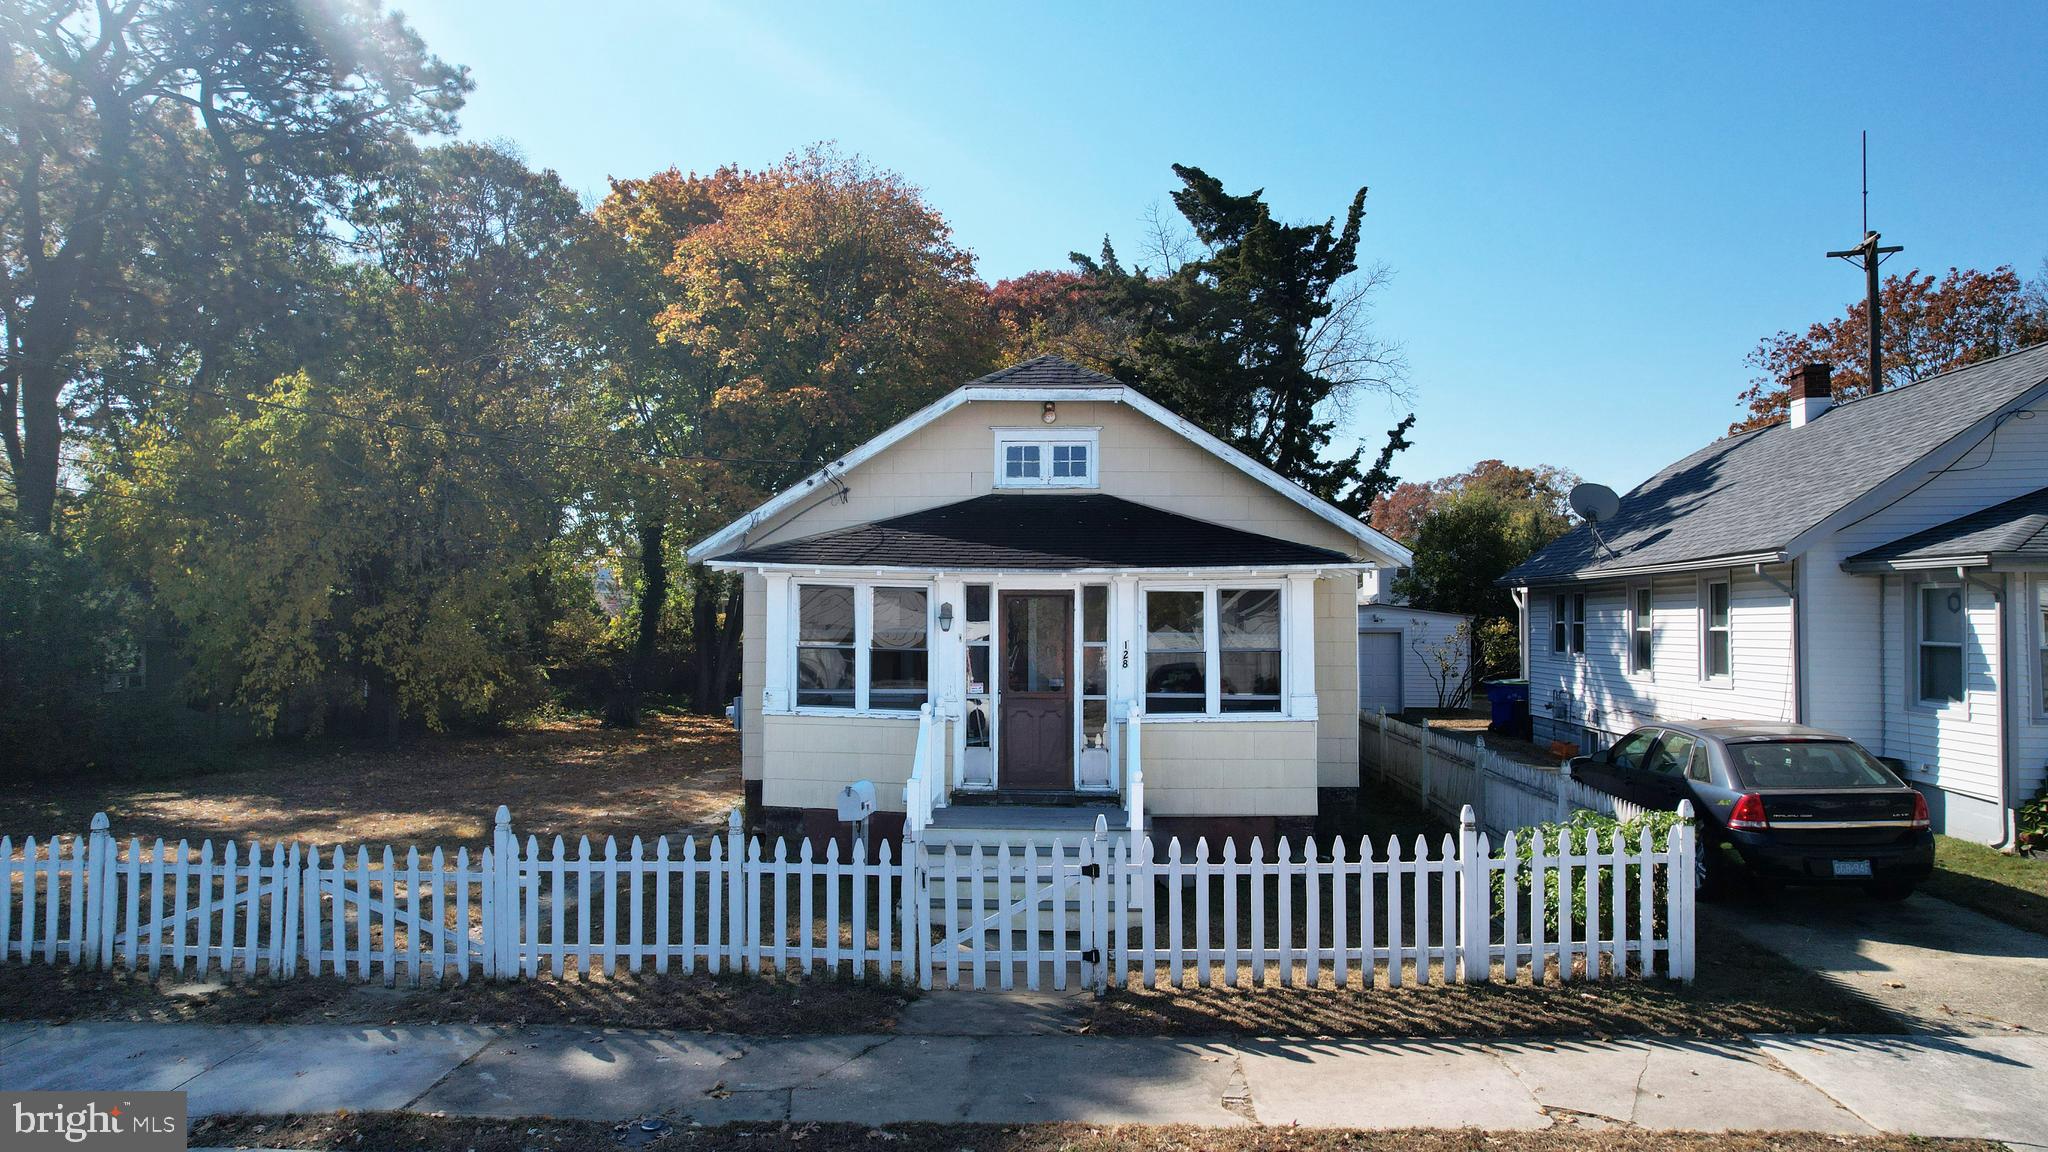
[1846,485,2048,569]
[965,355,1122,389]
[1504,343,2048,585]
[714,493,1352,570]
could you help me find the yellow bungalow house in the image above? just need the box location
[688,356,1411,853]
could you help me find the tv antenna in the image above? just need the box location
[1825,131,1903,394]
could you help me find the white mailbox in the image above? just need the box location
[836,780,877,824]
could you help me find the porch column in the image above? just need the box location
[1110,577,1141,714]
[932,576,967,791]
[763,572,791,713]
[1286,573,1320,720]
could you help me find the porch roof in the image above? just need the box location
[708,493,1355,571]
[1844,485,2048,573]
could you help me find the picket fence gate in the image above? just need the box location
[2,803,1695,992]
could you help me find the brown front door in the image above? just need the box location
[1000,592,1073,790]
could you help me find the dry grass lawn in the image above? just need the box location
[187,1114,2002,1152]
[0,962,911,1033]
[0,712,740,849]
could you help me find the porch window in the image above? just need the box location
[1628,584,1653,675]
[868,586,929,712]
[796,585,857,708]
[1701,578,1731,680]
[794,583,929,711]
[1219,588,1282,712]
[1917,584,1964,705]
[962,585,993,784]
[1143,585,1286,716]
[1144,590,1207,713]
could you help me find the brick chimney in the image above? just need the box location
[1788,362,1834,428]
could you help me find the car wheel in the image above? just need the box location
[1865,880,1915,902]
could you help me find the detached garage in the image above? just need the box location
[1358,598,1474,713]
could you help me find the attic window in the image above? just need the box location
[994,428,1098,489]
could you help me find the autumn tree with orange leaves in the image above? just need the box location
[586,147,1000,722]
[1732,264,2048,432]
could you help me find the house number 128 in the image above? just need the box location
[1120,641,1129,669]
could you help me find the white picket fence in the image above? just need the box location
[4,801,1695,992]
[1363,709,1654,837]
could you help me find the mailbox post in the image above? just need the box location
[837,780,877,857]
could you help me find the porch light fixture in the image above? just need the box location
[1041,401,1057,424]
[938,602,955,632]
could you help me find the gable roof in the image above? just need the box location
[710,493,1355,571]
[1504,343,2048,585]
[966,354,1122,388]
[1844,485,2048,572]
[685,356,1412,567]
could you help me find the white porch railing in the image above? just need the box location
[902,703,941,839]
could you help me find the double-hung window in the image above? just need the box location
[1551,592,1585,655]
[1143,586,1285,715]
[2037,582,2048,715]
[1628,584,1653,675]
[994,428,1098,488]
[1917,583,1964,705]
[1701,577,1731,681]
[794,583,929,712]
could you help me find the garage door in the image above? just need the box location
[1359,631,1401,714]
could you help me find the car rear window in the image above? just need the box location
[1725,741,1900,790]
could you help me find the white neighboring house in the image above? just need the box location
[1357,565,1475,714]
[1504,346,2048,846]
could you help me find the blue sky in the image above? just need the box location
[397,0,2048,493]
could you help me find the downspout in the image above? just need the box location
[1512,587,1530,680]
[1877,574,1889,761]
[1753,561,1801,724]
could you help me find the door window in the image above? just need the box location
[1005,595,1069,693]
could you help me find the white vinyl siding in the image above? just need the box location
[1356,607,1474,712]
[1528,566,1797,749]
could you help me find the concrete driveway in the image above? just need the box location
[1706,888,2048,1035]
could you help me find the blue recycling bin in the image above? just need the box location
[1484,679,1530,738]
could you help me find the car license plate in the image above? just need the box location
[1831,859,1873,878]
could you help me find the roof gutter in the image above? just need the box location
[1502,550,1788,587]
[704,560,1373,576]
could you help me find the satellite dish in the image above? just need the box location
[1569,483,1622,525]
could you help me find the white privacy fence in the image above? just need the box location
[4,802,1695,991]
[1363,709,1655,837]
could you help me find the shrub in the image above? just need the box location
[2017,783,2047,856]
[1491,808,1691,937]
[0,530,133,775]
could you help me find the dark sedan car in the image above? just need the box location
[1568,721,1933,900]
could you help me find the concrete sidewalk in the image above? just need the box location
[2,1019,2044,1144]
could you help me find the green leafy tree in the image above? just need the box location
[585,147,1001,721]
[91,145,584,734]
[1075,164,1412,513]
[0,527,130,774]
[0,0,468,533]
